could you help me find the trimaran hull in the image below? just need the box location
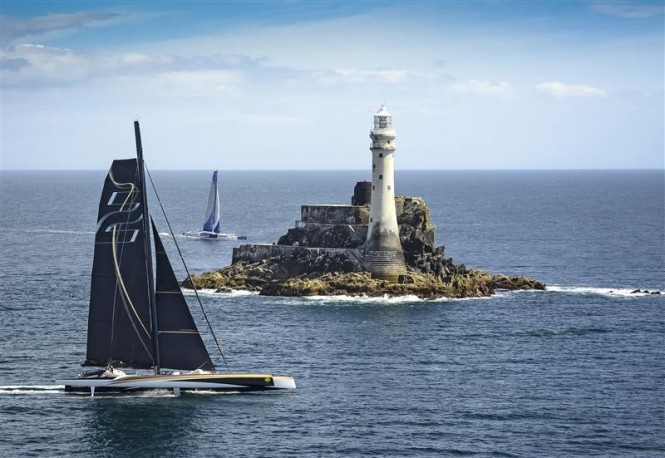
[182,230,245,241]
[57,373,296,395]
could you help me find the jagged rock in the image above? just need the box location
[271,248,363,279]
[185,266,545,300]
[489,274,546,291]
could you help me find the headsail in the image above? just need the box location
[202,171,221,234]
[85,159,155,368]
[153,223,215,371]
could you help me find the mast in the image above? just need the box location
[134,120,160,373]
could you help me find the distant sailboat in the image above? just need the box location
[184,171,246,240]
[56,122,294,395]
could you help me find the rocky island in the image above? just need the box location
[181,186,545,299]
[183,107,544,299]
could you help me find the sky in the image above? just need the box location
[1,0,663,170]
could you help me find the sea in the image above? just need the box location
[0,169,663,457]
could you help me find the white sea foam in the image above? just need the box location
[305,294,428,304]
[0,385,64,394]
[133,389,179,398]
[187,289,538,305]
[546,285,664,298]
[184,285,662,303]
[277,293,500,306]
[182,288,258,297]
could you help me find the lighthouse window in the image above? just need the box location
[387,185,391,190]
[379,175,383,180]
[379,153,383,158]
[372,185,375,190]
[370,218,373,223]
[373,164,375,170]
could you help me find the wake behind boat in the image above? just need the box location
[183,170,246,241]
[56,122,294,396]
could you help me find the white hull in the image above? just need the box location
[182,231,245,241]
[57,372,295,395]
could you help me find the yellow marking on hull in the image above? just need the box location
[113,373,284,382]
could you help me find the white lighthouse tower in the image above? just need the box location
[364,105,407,281]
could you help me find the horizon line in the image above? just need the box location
[1,167,663,172]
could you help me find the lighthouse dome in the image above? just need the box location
[373,105,393,130]
[376,105,391,117]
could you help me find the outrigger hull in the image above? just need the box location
[57,373,296,395]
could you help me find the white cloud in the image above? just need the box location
[318,68,417,84]
[1,43,175,86]
[536,81,607,98]
[240,113,301,126]
[591,1,665,19]
[0,44,267,98]
[156,70,244,96]
[450,80,511,96]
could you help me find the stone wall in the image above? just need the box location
[232,243,362,265]
[301,205,369,225]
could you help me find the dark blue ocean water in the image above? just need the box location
[1,170,663,457]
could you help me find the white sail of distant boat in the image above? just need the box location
[184,171,246,241]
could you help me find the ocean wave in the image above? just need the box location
[546,286,664,298]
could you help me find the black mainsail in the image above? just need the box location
[84,122,213,372]
[85,158,154,368]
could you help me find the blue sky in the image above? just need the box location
[1,0,663,169]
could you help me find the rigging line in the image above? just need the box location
[145,165,231,371]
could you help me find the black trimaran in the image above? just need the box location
[57,122,295,396]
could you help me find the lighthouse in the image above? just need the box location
[364,105,407,281]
